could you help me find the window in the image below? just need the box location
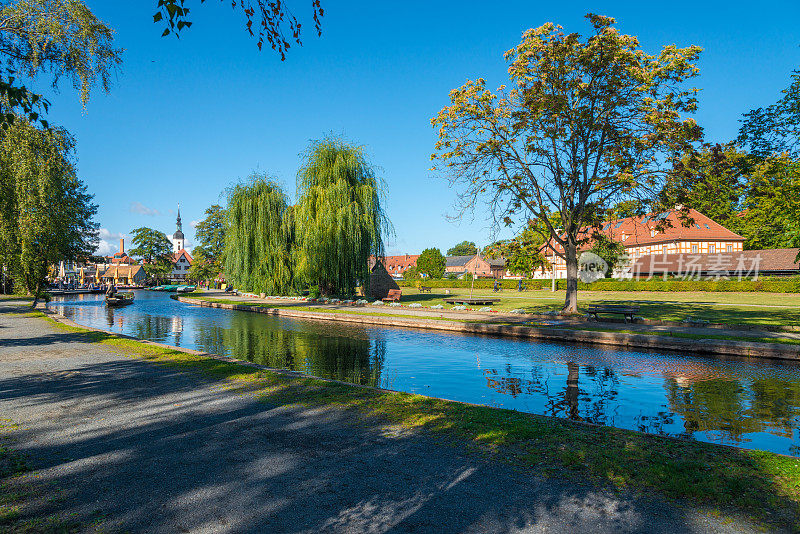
[709,244,715,253]
[704,224,710,229]
[691,244,698,253]
[727,245,733,253]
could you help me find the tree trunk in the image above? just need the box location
[30,280,42,308]
[563,242,579,313]
[565,361,581,421]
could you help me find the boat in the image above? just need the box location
[176,285,196,293]
[105,292,135,307]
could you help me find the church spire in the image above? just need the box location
[176,203,182,233]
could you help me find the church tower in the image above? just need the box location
[172,205,185,253]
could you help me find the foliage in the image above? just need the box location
[295,136,390,296]
[431,14,702,312]
[416,248,445,279]
[559,277,800,294]
[658,144,746,226]
[484,221,547,278]
[0,0,122,127]
[402,265,420,280]
[397,278,544,290]
[153,0,323,59]
[194,203,226,260]
[446,241,477,256]
[587,234,626,278]
[187,244,218,282]
[0,119,98,304]
[129,227,173,281]
[734,156,800,251]
[223,174,296,294]
[738,68,800,159]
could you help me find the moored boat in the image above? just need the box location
[105,292,135,307]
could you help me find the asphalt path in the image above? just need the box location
[0,300,770,533]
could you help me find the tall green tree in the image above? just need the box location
[416,248,445,279]
[446,241,477,256]
[658,144,746,227]
[223,174,296,294]
[738,68,800,159]
[195,204,226,260]
[431,14,702,312]
[735,156,800,252]
[129,227,173,282]
[0,119,98,303]
[587,234,626,278]
[295,136,390,296]
[187,244,218,283]
[484,222,547,278]
[0,0,122,127]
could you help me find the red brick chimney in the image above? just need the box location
[120,238,124,254]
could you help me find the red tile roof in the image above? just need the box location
[545,208,744,254]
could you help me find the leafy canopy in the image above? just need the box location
[484,221,548,278]
[431,14,702,311]
[295,136,391,296]
[416,248,445,279]
[0,0,122,127]
[0,119,98,302]
[738,69,800,159]
[194,203,226,260]
[223,174,296,294]
[153,0,323,60]
[446,241,477,256]
[129,227,173,281]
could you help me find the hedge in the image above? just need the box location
[398,276,800,293]
[397,279,543,290]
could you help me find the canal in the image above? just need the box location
[49,291,800,456]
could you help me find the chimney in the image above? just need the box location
[120,238,124,254]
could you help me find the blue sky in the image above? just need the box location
[42,1,800,256]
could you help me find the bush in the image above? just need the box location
[308,285,321,299]
[554,276,800,293]
[395,276,800,293]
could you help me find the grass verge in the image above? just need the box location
[25,309,800,531]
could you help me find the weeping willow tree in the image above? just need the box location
[295,137,391,296]
[223,174,296,294]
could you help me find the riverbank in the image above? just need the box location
[177,293,800,360]
[2,299,797,531]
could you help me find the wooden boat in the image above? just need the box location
[175,285,196,293]
[105,292,134,307]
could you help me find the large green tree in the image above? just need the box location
[187,244,218,283]
[446,241,477,256]
[195,203,226,260]
[0,119,98,303]
[295,136,390,296]
[416,248,445,279]
[129,227,173,282]
[431,14,702,312]
[738,68,800,159]
[484,222,547,278]
[223,174,296,294]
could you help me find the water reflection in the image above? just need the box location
[47,291,800,455]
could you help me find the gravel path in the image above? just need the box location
[0,300,768,533]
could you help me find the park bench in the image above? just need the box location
[585,305,640,323]
[383,289,402,302]
[419,286,432,293]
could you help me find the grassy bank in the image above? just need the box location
[15,309,800,531]
[395,288,800,327]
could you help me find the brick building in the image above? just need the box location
[536,208,746,279]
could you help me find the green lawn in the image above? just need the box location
[395,288,800,327]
